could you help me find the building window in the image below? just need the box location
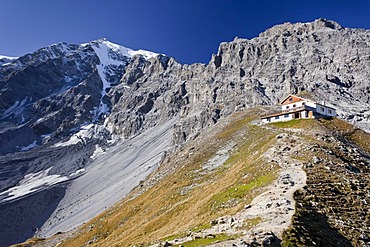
[289,98,293,101]
[267,117,271,122]
[302,102,306,105]
[275,116,279,120]
[293,104,296,108]
[284,114,289,118]
[286,106,290,109]
[321,107,324,112]
[328,109,332,114]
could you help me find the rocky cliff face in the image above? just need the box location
[104,18,370,146]
[0,39,157,154]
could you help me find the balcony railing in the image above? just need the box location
[281,105,307,113]
[261,105,311,118]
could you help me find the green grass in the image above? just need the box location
[208,124,278,211]
[173,234,234,247]
[223,125,273,165]
[234,217,263,231]
[161,232,188,243]
[269,119,315,128]
[192,223,212,232]
[210,172,276,210]
[160,223,212,243]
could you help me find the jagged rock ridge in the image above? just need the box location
[105,18,370,146]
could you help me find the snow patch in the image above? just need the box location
[0,55,18,60]
[92,39,158,61]
[53,124,95,147]
[69,168,85,177]
[41,134,52,144]
[128,49,159,59]
[90,39,159,120]
[1,97,29,119]
[20,140,38,151]
[0,167,68,202]
[90,145,105,159]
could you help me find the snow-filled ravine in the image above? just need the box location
[90,39,158,120]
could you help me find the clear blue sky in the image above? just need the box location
[1,0,369,64]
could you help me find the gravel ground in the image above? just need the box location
[35,119,176,238]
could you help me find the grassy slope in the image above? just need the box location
[55,109,280,247]
[279,118,370,247]
[21,114,369,247]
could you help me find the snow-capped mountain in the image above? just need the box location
[89,38,158,120]
[0,55,18,66]
[0,38,159,155]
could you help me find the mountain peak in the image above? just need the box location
[96,37,108,43]
[88,38,159,60]
[311,18,343,31]
[259,18,344,39]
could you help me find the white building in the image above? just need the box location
[261,94,336,123]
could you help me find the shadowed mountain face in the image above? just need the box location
[0,19,370,246]
[0,186,66,247]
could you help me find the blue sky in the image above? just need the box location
[1,0,370,64]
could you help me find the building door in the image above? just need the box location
[294,112,300,119]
